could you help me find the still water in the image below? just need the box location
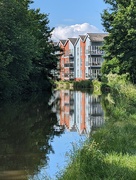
[0,90,104,180]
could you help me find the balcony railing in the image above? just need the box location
[69,54,74,58]
[69,64,74,68]
[85,49,90,54]
[64,53,74,58]
[70,59,74,63]
[91,50,104,55]
[64,64,69,67]
[91,62,102,67]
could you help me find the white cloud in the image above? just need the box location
[51,23,102,41]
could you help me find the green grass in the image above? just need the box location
[54,80,74,89]
[57,75,136,180]
[58,145,136,180]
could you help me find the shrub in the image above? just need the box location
[73,80,93,89]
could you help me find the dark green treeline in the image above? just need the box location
[101,0,136,83]
[0,0,60,100]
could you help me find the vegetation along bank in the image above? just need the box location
[57,74,136,180]
[57,0,136,176]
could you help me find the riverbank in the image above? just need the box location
[57,74,136,180]
[54,80,102,95]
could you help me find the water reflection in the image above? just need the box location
[53,90,104,136]
[0,93,64,180]
[0,90,104,180]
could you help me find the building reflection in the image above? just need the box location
[54,90,104,136]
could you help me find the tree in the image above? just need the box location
[0,0,61,99]
[0,0,38,97]
[27,9,61,91]
[101,0,136,83]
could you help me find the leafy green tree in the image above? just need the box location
[0,0,37,97]
[27,9,61,91]
[0,0,61,99]
[101,0,136,83]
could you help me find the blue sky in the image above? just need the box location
[30,0,109,41]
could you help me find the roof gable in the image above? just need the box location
[87,33,108,42]
[79,35,86,42]
[68,38,78,46]
[59,39,68,46]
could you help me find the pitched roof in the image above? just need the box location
[68,38,78,45]
[79,35,86,41]
[87,33,108,42]
[59,39,67,46]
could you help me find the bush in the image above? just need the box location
[101,83,110,94]
[73,80,93,89]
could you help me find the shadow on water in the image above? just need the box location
[0,92,65,180]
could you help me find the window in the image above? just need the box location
[91,57,102,65]
[64,73,69,77]
[80,71,82,77]
[77,58,79,66]
[64,64,69,67]
[77,70,79,77]
[91,46,103,54]
[80,47,82,55]
[80,58,82,66]
[70,49,74,55]
[85,61,88,66]
[86,73,88,78]
[77,47,79,56]
[88,46,90,53]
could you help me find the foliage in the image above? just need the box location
[100,83,110,94]
[58,80,136,180]
[101,57,120,74]
[73,80,93,89]
[0,0,61,99]
[92,79,101,95]
[54,80,74,90]
[101,0,136,83]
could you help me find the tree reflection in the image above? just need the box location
[0,92,64,179]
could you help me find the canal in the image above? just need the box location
[0,90,104,180]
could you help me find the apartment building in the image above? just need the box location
[59,33,108,81]
[59,38,77,81]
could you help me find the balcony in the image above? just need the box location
[69,54,74,58]
[70,99,74,105]
[64,63,69,68]
[91,50,104,55]
[70,59,74,63]
[69,64,74,69]
[64,53,74,58]
[91,62,102,67]
[64,73,69,77]
[85,49,90,54]
[70,109,74,115]
[90,112,103,116]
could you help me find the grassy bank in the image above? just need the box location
[57,74,136,180]
[54,80,101,95]
[54,81,74,89]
